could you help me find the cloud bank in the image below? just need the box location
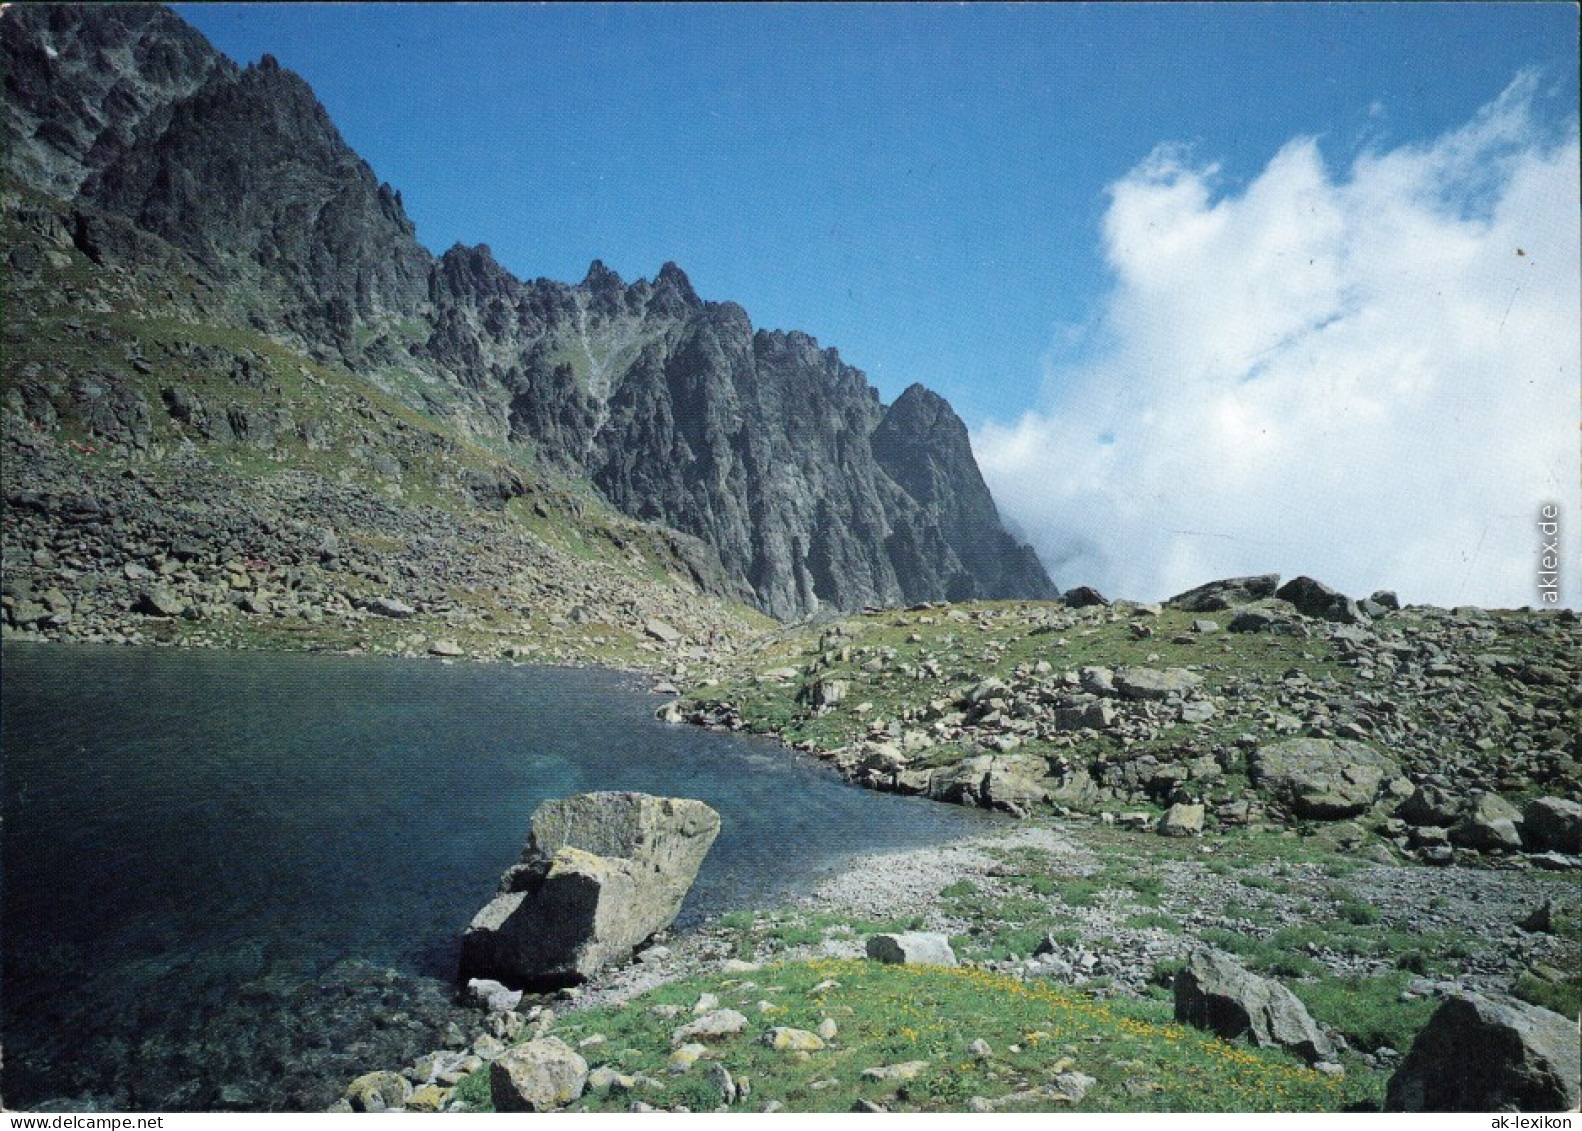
[975,74,1580,609]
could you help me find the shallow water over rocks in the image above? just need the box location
[1,644,997,1110]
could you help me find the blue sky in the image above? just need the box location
[176,3,1574,421]
[175,3,1579,607]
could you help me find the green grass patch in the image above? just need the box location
[1513,972,1581,1021]
[1291,972,1437,1054]
[461,959,1371,1113]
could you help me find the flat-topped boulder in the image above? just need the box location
[459,792,720,988]
[1167,575,1281,612]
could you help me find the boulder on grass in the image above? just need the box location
[1275,576,1366,624]
[866,932,958,967]
[1250,738,1400,819]
[1384,992,1580,1112]
[459,792,719,988]
[1173,950,1335,1064]
[1449,791,1524,852]
[490,1037,589,1112]
[1158,802,1205,837]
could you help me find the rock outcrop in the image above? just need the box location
[1172,950,1336,1064]
[459,793,720,988]
[1167,574,1281,612]
[1384,992,1580,1112]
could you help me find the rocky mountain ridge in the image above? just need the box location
[1,2,1056,621]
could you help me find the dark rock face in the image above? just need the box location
[1,4,231,196]
[1384,992,1580,1112]
[869,384,1058,607]
[418,259,1060,618]
[79,49,433,350]
[3,5,1057,621]
[1275,576,1366,624]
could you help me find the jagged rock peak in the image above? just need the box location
[434,243,520,305]
[654,260,699,305]
[581,259,624,291]
[879,383,975,455]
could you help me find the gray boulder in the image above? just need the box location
[366,596,416,618]
[1449,792,1525,852]
[1054,701,1115,732]
[866,932,958,967]
[1384,992,1580,1112]
[1522,797,1581,854]
[134,586,187,618]
[1397,784,1461,827]
[464,978,523,1013]
[927,754,1048,815]
[1275,576,1366,624]
[1250,738,1400,819]
[1061,586,1109,608]
[1167,575,1281,612]
[1173,950,1335,1064]
[490,1037,589,1112]
[459,792,720,987]
[1114,667,1203,701]
[1158,802,1205,837]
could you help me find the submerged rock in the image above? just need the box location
[459,792,720,988]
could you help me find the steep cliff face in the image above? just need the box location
[871,384,1058,603]
[2,3,1059,620]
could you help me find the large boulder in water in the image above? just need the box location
[1384,992,1580,1112]
[459,792,720,988]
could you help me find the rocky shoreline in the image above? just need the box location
[326,811,1579,1112]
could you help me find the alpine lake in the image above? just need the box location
[0,643,998,1111]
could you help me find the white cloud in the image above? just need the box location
[975,73,1580,609]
